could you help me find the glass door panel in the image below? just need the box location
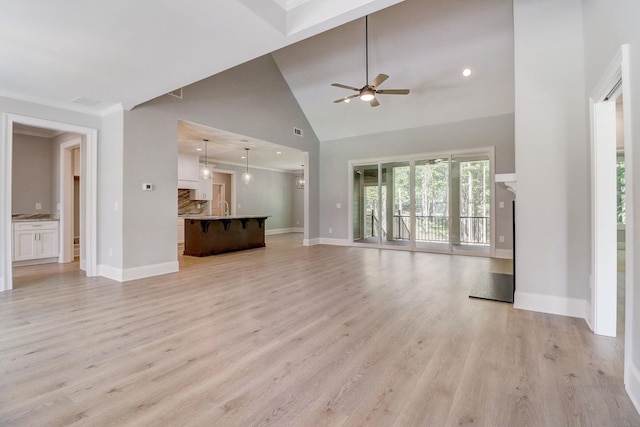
[381,161,411,247]
[353,165,380,244]
[414,158,450,251]
[451,154,490,254]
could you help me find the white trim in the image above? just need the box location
[514,291,588,319]
[266,227,303,235]
[494,249,513,259]
[319,237,351,246]
[303,238,320,246]
[60,138,82,264]
[99,261,180,283]
[627,364,640,415]
[98,264,123,282]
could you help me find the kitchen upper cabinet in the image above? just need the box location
[190,177,213,200]
[178,155,199,189]
[13,221,59,262]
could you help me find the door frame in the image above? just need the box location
[588,45,634,385]
[1,114,98,291]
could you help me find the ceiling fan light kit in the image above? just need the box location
[331,15,410,107]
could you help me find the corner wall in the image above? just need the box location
[512,0,589,316]
[121,54,320,271]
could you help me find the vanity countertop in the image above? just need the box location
[12,214,59,222]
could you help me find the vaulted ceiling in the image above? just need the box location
[1,0,514,168]
[0,0,403,114]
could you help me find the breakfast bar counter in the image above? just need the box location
[182,215,269,256]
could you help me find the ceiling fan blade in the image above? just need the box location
[370,97,380,107]
[370,74,389,88]
[376,89,410,95]
[331,83,360,91]
[334,94,360,103]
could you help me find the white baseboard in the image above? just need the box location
[304,238,320,246]
[98,264,123,282]
[494,249,513,259]
[514,291,588,319]
[99,261,179,282]
[628,363,640,416]
[266,228,303,236]
[319,237,352,246]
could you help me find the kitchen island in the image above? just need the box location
[183,215,269,257]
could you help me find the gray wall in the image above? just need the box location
[122,54,319,269]
[293,180,305,228]
[214,163,300,231]
[11,134,54,214]
[513,0,588,305]
[319,114,515,250]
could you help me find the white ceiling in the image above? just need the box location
[0,0,402,115]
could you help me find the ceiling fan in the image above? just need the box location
[332,15,410,107]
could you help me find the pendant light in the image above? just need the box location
[295,164,305,189]
[200,138,212,180]
[241,148,254,185]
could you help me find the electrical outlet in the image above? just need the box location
[336,203,341,209]
[329,228,333,234]
[499,201,504,208]
[499,235,505,243]
[35,203,42,210]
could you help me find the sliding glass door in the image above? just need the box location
[451,154,491,254]
[351,150,493,256]
[353,165,381,244]
[381,161,411,248]
[415,157,450,251]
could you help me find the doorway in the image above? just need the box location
[1,114,98,292]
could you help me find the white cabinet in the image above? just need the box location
[189,178,213,201]
[13,221,59,262]
[178,155,200,189]
[177,218,185,244]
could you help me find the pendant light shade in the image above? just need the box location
[200,138,212,180]
[241,148,253,185]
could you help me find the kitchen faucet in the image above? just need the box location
[216,200,230,217]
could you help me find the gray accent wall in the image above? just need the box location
[319,114,515,249]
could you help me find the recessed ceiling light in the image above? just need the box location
[276,151,282,155]
[196,148,203,151]
[241,156,246,159]
[462,68,472,77]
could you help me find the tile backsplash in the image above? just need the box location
[178,189,208,215]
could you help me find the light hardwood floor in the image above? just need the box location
[1,234,638,426]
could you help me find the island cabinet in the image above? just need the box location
[183,216,268,256]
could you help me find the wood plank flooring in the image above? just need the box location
[1,234,638,426]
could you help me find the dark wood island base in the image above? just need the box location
[183,216,269,257]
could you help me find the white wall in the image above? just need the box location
[513,0,589,314]
[319,114,515,245]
